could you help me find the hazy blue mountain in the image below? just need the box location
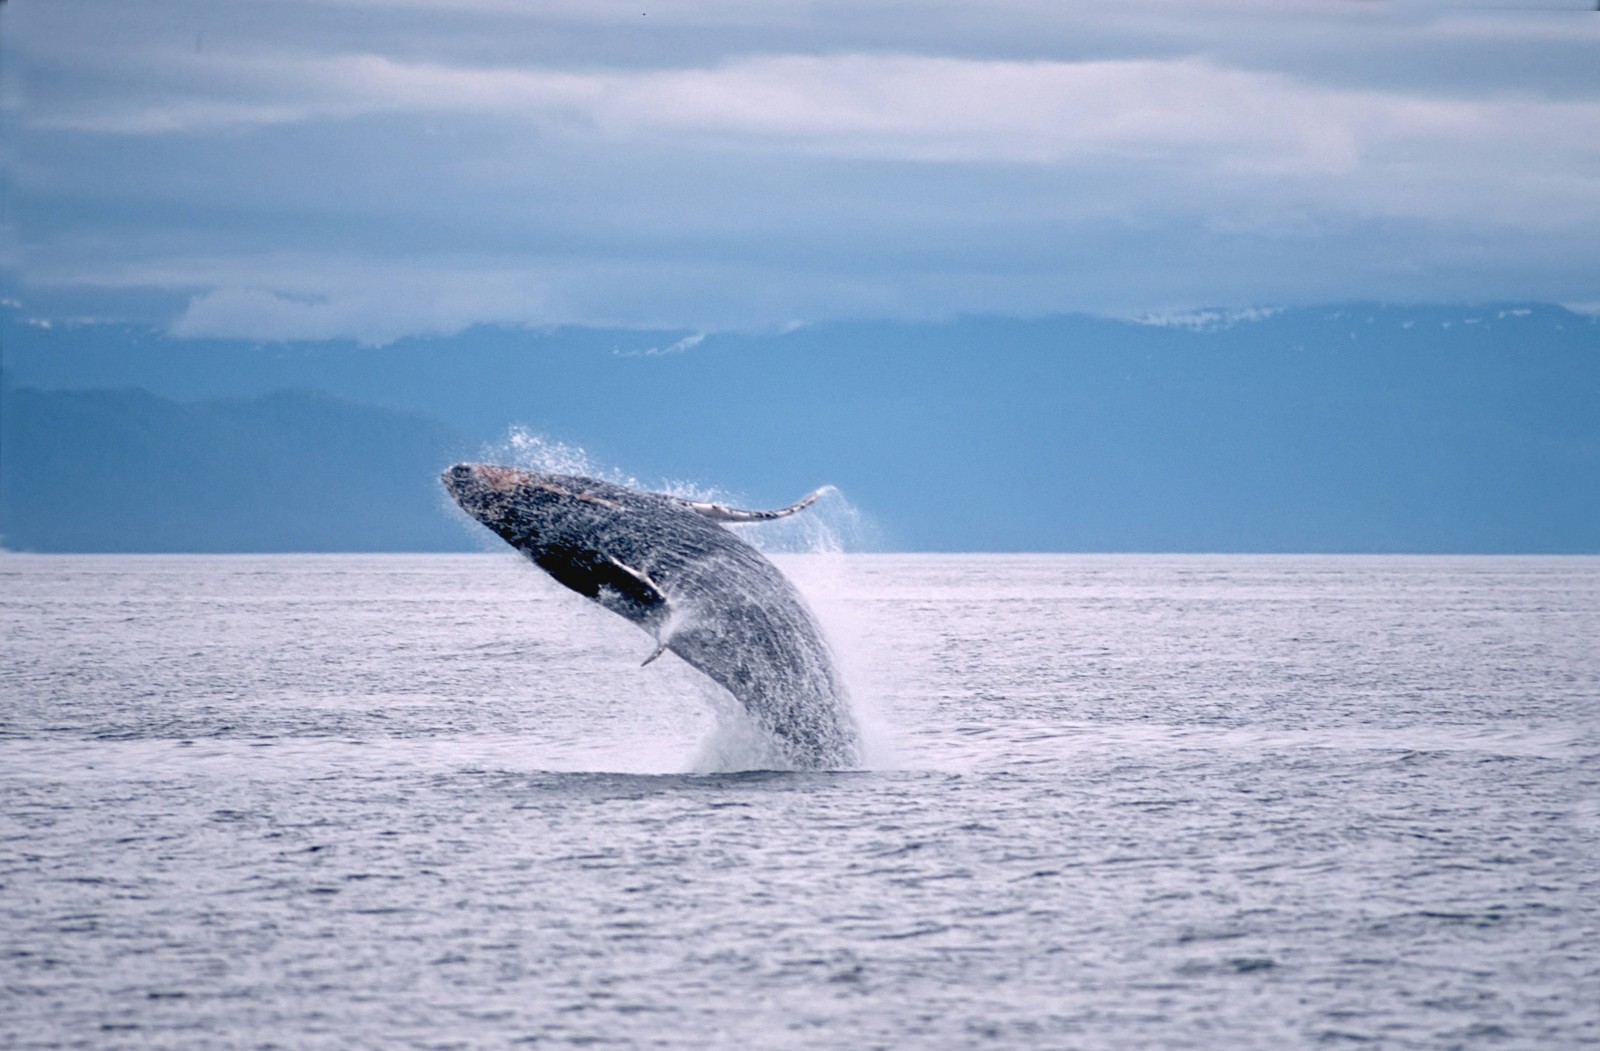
[1,382,477,552]
[2,304,1595,551]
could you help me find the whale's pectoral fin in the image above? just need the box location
[675,486,832,523]
[596,555,667,610]
[641,640,670,666]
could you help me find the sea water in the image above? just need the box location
[1,553,1596,1048]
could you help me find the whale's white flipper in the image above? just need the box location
[676,487,831,524]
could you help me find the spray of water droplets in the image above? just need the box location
[489,428,640,487]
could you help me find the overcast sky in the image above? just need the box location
[4,0,1598,342]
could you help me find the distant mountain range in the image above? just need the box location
[2,303,1596,552]
[1,383,476,552]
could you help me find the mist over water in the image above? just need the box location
[2,553,1596,1049]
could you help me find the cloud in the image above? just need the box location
[27,44,1600,232]
[31,48,1597,183]
[613,333,706,357]
[165,263,564,344]
[150,254,947,340]
[7,0,1600,340]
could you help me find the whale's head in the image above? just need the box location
[441,463,623,555]
[442,462,666,617]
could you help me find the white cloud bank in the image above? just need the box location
[7,0,1600,339]
[33,50,1599,187]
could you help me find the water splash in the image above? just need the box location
[732,486,874,555]
[732,494,895,772]
[770,550,897,772]
[685,678,795,774]
[487,427,641,488]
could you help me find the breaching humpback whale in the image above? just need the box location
[442,463,860,769]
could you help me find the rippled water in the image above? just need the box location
[2,553,1596,1048]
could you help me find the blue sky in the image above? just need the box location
[4,0,1598,343]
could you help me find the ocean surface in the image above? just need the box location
[2,552,1596,1049]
